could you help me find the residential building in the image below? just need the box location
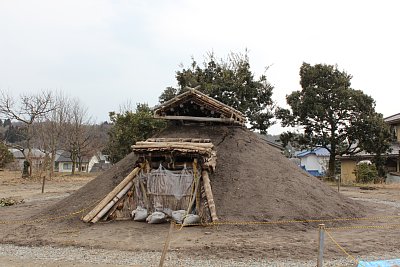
[295,147,330,177]
[54,150,90,173]
[8,148,46,171]
[340,113,400,183]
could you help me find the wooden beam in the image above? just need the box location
[82,166,141,223]
[91,179,135,223]
[146,138,211,143]
[134,141,214,149]
[154,115,244,125]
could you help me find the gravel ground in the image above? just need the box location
[1,244,399,266]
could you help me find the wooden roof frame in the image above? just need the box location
[153,87,246,125]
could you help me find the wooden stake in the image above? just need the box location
[159,222,174,267]
[317,224,325,267]
[41,175,46,194]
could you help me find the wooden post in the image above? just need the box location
[159,222,174,267]
[317,224,325,267]
[185,159,200,216]
[202,170,218,222]
[41,176,46,194]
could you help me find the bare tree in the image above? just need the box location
[0,90,55,177]
[62,98,97,175]
[32,93,69,178]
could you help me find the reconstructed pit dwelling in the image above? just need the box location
[83,88,245,224]
[78,88,362,225]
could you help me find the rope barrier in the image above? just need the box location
[0,199,100,225]
[325,229,363,267]
[174,214,400,228]
[326,223,400,231]
[3,204,400,227]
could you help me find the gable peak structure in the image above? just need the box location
[154,87,246,126]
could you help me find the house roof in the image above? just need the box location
[384,113,400,125]
[9,148,46,159]
[55,150,90,163]
[339,142,400,159]
[153,87,246,125]
[256,134,284,151]
[296,147,330,158]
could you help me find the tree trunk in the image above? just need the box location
[50,143,56,178]
[78,156,83,172]
[27,146,33,177]
[50,151,55,178]
[71,153,76,175]
[328,146,336,179]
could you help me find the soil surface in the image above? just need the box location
[1,173,400,266]
[0,125,398,266]
[41,125,362,224]
[156,125,363,221]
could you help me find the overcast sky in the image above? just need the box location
[1,0,399,134]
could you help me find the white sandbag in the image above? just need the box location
[162,208,173,217]
[147,211,167,224]
[171,210,186,224]
[132,207,148,221]
[183,214,200,225]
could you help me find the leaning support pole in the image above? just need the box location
[317,224,325,267]
[90,179,135,223]
[201,170,219,222]
[82,166,141,223]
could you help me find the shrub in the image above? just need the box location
[355,163,378,183]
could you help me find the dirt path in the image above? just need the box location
[1,172,400,266]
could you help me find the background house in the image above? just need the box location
[8,148,46,171]
[54,150,90,173]
[295,147,330,177]
[256,134,284,153]
[340,113,400,183]
[88,153,111,173]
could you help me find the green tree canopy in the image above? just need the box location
[276,62,392,177]
[105,103,166,163]
[159,52,275,133]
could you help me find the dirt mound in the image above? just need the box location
[42,124,363,222]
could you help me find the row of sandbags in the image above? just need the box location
[131,207,200,225]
